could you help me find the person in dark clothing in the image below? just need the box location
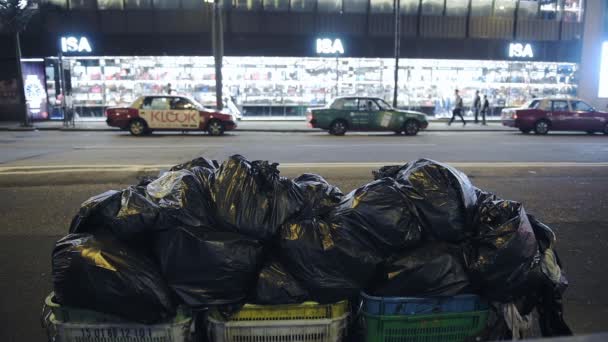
[448,89,466,126]
[473,90,481,123]
[481,95,490,125]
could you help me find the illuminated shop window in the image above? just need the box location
[125,0,152,9]
[290,0,314,11]
[317,0,342,12]
[470,0,492,16]
[563,0,584,22]
[446,0,468,16]
[233,0,262,10]
[518,0,539,18]
[45,0,67,8]
[421,0,444,15]
[370,0,393,13]
[153,0,179,8]
[539,0,560,20]
[400,0,419,14]
[98,0,123,9]
[493,0,516,17]
[70,0,96,9]
[344,0,366,13]
[264,0,288,11]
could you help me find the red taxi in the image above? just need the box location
[502,97,608,135]
[106,95,237,136]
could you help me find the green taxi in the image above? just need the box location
[308,97,428,136]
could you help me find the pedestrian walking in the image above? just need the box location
[448,89,466,126]
[473,90,481,123]
[481,95,489,125]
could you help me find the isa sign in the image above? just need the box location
[508,43,534,58]
[60,36,92,54]
[316,38,344,55]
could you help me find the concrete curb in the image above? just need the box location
[0,127,515,133]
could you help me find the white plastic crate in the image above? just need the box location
[45,313,193,342]
[208,313,349,342]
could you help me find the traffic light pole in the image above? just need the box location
[392,0,401,108]
[212,0,224,111]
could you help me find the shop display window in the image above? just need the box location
[153,0,179,9]
[446,0,469,16]
[518,0,539,19]
[421,0,444,16]
[182,0,204,9]
[290,0,314,12]
[400,0,419,14]
[539,0,561,20]
[97,0,123,9]
[64,56,578,117]
[493,0,516,17]
[264,0,288,11]
[233,0,262,10]
[563,0,583,22]
[125,0,153,9]
[370,0,393,13]
[69,0,96,9]
[317,0,342,12]
[46,0,68,8]
[470,0,492,16]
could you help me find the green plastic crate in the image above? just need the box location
[362,310,488,342]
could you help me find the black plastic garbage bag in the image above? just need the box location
[52,234,175,323]
[294,173,343,216]
[69,187,168,252]
[374,159,478,242]
[146,169,215,228]
[253,260,309,305]
[279,217,382,303]
[212,155,304,240]
[330,178,422,254]
[154,226,263,306]
[170,156,219,172]
[371,242,470,297]
[469,198,539,301]
[69,190,122,235]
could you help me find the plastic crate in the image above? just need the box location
[361,293,487,316]
[45,313,193,342]
[211,301,349,321]
[208,313,349,342]
[362,310,488,342]
[44,292,124,323]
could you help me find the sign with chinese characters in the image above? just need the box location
[316,38,344,55]
[60,36,92,54]
[508,43,534,58]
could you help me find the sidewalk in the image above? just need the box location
[0,118,514,132]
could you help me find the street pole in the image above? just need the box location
[392,0,401,108]
[15,31,30,127]
[212,0,224,111]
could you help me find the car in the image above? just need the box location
[106,95,237,136]
[308,97,429,136]
[502,97,608,135]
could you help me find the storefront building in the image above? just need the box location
[0,0,586,120]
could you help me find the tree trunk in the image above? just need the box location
[14,31,29,126]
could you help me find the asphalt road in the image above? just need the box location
[1,130,607,341]
[0,130,607,167]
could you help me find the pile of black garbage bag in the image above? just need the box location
[51,155,571,338]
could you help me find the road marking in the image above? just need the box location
[2,162,608,175]
[296,144,437,148]
[73,145,224,150]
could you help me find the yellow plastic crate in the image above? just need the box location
[212,301,349,321]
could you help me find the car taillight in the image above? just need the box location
[513,113,518,119]
[306,110,313,121]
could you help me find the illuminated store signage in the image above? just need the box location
[508,43,534,58]
[61,36,92,53]
[316,38,344,55]
[599,42,608,98]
